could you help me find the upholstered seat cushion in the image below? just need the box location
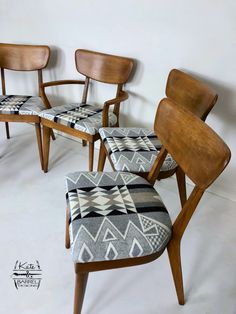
[66,171,172,263]
[39,103,117,135]
[0,95,45,115]
[99,127,177,172]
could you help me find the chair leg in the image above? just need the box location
[51,129,56,141]
[5,122,10,139]
[176,167,187,208]
[97,141,106,171]
[74,272,89,314]
[65,207,70,249]
[35,123,44,170]
[82,140,87,147]
[89,142,94,171]
[167,240,185,305]
[43,126,51,173]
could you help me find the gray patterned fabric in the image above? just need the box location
[99,127,177,172]
[39,103,117,135]
[66,171,172,263]
[0,95,45,115]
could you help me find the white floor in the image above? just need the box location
[0,123,236,314]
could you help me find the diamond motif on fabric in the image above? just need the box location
[139,214,156,232]
[106,136,157,153]
[146,226,169,250]
[105,242,118,260]
[0,95,31,114]
[78,243,94,262]
[54,105,101,124]
[129,238,144,257]
[75,185,136,218]
[146,235,161,250]
[68,191,81,220]
[66,172,172,263]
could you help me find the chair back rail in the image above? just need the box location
[0,43,50,71]
[75,49,134,84]
[152,98,231,189]
[166,69,218,120]
[0,43,50,96]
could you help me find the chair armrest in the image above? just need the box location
[102,91,129,127]
[104,90,129,106]
[39,80,86,110]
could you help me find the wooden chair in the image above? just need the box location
[39,49,134,172]
[98,69,218,207]
[0,43,51,169]
[65,98,230,313]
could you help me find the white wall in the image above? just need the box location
[1,0,236,201]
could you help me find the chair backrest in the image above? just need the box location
[0,43,50,95]
[154,98,231,190]
[166,69,218,121]
[75,49,134,85]
[148,97,231,240]
[0,43,50,71]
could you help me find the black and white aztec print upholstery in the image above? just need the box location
[99,127,177,172]
[66,171,172,263]
[39,103,117,135]
[0,95,45,115]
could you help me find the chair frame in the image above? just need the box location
[97,69,218,207]
[0,43,51,169]
[65,98,230,314]
[40,49,134,172]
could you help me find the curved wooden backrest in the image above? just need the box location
[75,49,134,84]
[0,43,50,71]
[154,98,231,189]
[166,69,218,121]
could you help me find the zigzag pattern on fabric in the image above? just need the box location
[110,152,177,172]
[66,171,172,263]
[106,136,157,153]
[71,215,171,263]
[99,127,177,173]
[66,171,139,188]
[99,127,156,138]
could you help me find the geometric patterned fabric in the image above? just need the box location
[39,103,117,135]
[66,171,172,263]
[99,127,177,172]
[0,95,45,115]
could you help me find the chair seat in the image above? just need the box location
[99,127,177,172]
[66,171,172,263]
[39,103,117,135]
[0,95,45,115]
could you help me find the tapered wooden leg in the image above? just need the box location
[65,207,70,249]
[74,272,89,314]
[43,126,51,173]
[97,141,106,171]
[35,123,44,170]
[176,167,187,208]
[51,129,56,141]
[167,240,185,305]
[5,122,10,139]
[82,140,87,147]
[89,142,94,171]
